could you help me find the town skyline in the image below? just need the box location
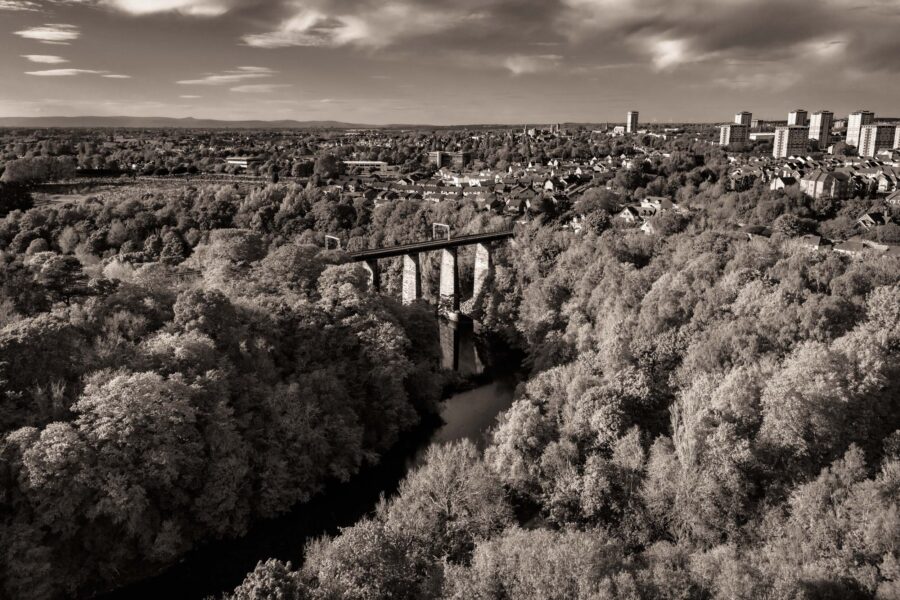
[0,109,897,130]
[2,0,900,125]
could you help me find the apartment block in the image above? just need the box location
[788,109,808,127]
[808,110,833,143]
[847,110,875,147]
[858,123,895,157]
[719,123,749,146]
[773,126,808,158]
[626,111,639,134]
[735,111,752,127]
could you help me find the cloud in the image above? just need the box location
[25,68,106,76]
[14,23,80,44]
[0,0,40,10]
[21,54,69,64]
[649,39,693,70]
[3,0,235,16]
[242,2,481,49]
[179,94,202,98]
[177,66,276,85]
[503,54,563,75]
[23,65,129,78]
[230,83,292,93]
[100,0,234,16]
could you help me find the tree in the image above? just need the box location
[772,213,809,238]
[0,156,75,184]
[313,154,343,180]
[0,182,34,217]
[759,342,858,472]
[71,371,205,553]
[30,253,87,305]
[381,440,513,564]
[444,528,627,600]
[303,518,424,600]
[229,559,309,600]
[159,231,188,265]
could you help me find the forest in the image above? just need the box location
[0,138,898,600]
[226,220,900,599]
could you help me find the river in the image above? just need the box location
[96,319,518,600]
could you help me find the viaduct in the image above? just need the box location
[347,228,515,317]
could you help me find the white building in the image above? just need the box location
[626,111,639,134]
[847,110,875,147]
[859,123,896,157]
[895,125,900,150]
[773,126,809,158]
[788,109,808,127]
[719,124,749,146]
[749,132,776,142]
[808,110,833,143]
[735,111,752,127]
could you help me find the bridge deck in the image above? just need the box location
[348,229,515,261]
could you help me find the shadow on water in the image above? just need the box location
[94,318,519,600]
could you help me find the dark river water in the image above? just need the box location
[95,319,518,600]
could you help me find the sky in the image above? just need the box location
[1,0,899,125]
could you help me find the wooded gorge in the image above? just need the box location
[231,205,900,599]
[0,153,898,599]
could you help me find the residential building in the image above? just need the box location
[788,109,808,127]
[735,111,752,127]
[857,211,888,230]
[343,160,389,173]
[225,156,261,169]
[770,176,797,191]
[626,111,639,134]
[749,132,775,142]
[615,206,640,223]
[428,151,470,169]
[773,126,808,158]
[752,119,784,131]
[797,234,832,251]
[895,125,900,150]
[808,110,833,143]
[719,123,749,146]
[846,110,875,147]
[858,124,896,157]
[799,169,851,200]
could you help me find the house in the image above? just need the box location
[876,172,898,194]
[642,196,679,211]
[834,240,868,256]
[886,189,900,206]
[543,177,565,192]
[225,156,261,169]
[615,206,641,223]
[505,197,527,215]
[856,211,888,230]
[799,169,852,200]
[796,234,832,251]
[744,225,772,241]
[770,176,797,191]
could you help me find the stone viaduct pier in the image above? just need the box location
[348,229,515,318]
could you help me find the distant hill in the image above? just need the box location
[0,116,377,129]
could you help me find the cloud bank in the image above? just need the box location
[14,23,80,44]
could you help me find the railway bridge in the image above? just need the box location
[347,229,515,318]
